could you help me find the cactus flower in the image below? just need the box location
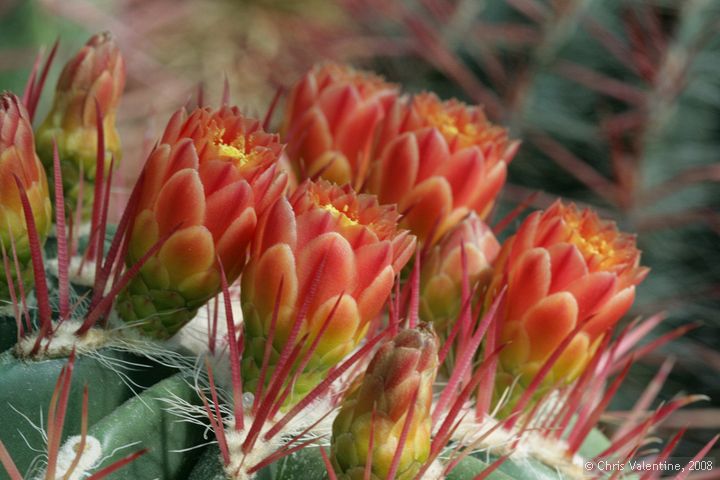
[281,63,398,188]
[420,213,499,334]
[36,32,125,212]
[488,201,648,391]
[241,179,416,401]
[117,106,287,338]
[0,93,52,300]
[331,325,438,480]
[366,92,518,244]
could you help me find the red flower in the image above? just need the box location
[117,106,287,338]
[367,92,518,244]
[488,201,648,386]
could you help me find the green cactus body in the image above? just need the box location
[80,373,204,480]
[189,445,330,480]
[0,349,139,478]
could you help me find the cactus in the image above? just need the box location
[1,19,716,480]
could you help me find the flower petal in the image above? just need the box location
[507,247,551,320]
[154,168,206,235]
[522,291,579,362]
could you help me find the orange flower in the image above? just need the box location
[367,92,518,244]
[282,63,398,188]
[241,179,416,401]
[36,32,125,210]
[117,106,287,338]
[488,201,648,387]
[0,94,52,299]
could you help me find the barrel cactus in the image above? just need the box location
[0,20,715,480]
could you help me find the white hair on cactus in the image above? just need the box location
[14,320,110,359]
[223,395,337,479]
[423,459,445,480]
[34,435,102,480]
[448,409,586,479]
[177,290,241,343]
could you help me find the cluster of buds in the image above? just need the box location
[0,93,52,300]
[241,180,415,402]
[488,201,649,394]
[117,106,287,338]
[331,326,439,479]
[36,32,125,214]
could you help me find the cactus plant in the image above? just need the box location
[1,13,717,480]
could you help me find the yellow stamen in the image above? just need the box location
[320,202,359,227]
[566,216,620,270]
[427,110,480,149]
[213,127,255,167]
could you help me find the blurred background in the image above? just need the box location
[1,0,718,464]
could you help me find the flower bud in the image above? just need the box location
[0,93,52,299]
[36,32,125,212]
[420,213,499,334]
[331,326,439,479]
